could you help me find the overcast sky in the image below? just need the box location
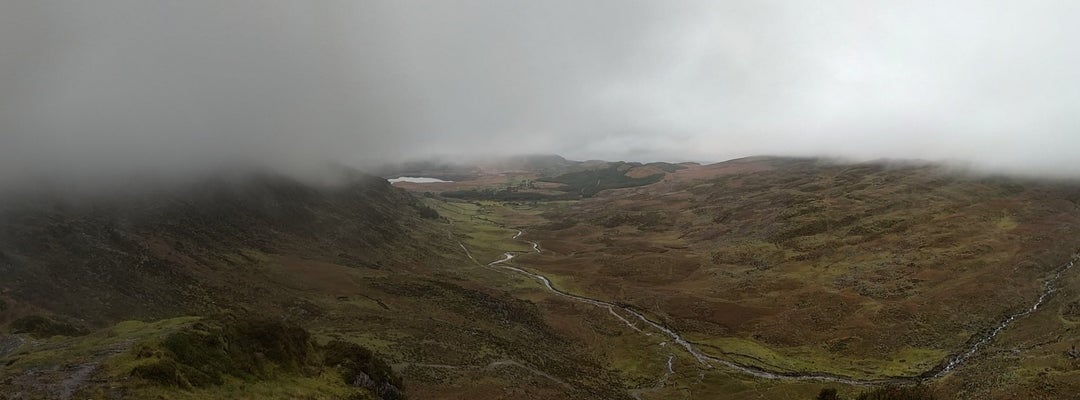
[2,0,1079,188]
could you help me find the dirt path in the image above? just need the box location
[4,338,133,400]
[395,359,572,390]
[484,359,573,389]
[473,229,1079,385]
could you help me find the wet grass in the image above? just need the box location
[690,335,947,379]
[2,317,199,373]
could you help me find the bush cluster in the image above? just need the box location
[129,316,404,397]
[817,386,938,400]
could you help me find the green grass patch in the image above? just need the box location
[539,162,666,198]
[3,317,198,373]
[689,335,946,380]
[115,316,404,398]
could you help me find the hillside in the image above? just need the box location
[5,158,1080,399]
[390,156,1080,399]
[0,172,631,399]
[0,173,424,324]
[516,158,1080,398]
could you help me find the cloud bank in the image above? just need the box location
[2,0,1079,189]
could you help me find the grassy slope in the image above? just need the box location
[503,157,1080,398]
[0,173,632,399]
[6,158,1080,399]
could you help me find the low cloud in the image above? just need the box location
[3,0,1079,191]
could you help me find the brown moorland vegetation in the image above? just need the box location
[490,157,1080,397]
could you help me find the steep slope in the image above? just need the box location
[0,173,425,324]
[0,172,632,399]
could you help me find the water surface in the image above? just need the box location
[388,177,453,183]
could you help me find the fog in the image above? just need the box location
[3,0,1080,190]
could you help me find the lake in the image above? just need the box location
[388,177,453,183]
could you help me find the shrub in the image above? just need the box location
[134,317,315,387]
[818,388,840,400]
[814,385,937,400]
[322,340,402,390]
[409,203,440,219]
[812,384,937,399]
[856,385,937,400]
[130,360,185,387]
[129,317,403,398]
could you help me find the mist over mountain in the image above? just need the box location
[2,0,1079,191]
[8,3,1080,399]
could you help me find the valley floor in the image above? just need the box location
[402,158,1080,399]
[4,159,1080,399]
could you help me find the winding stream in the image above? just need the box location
[477,230,1078,385]
[930,258,1075,379]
